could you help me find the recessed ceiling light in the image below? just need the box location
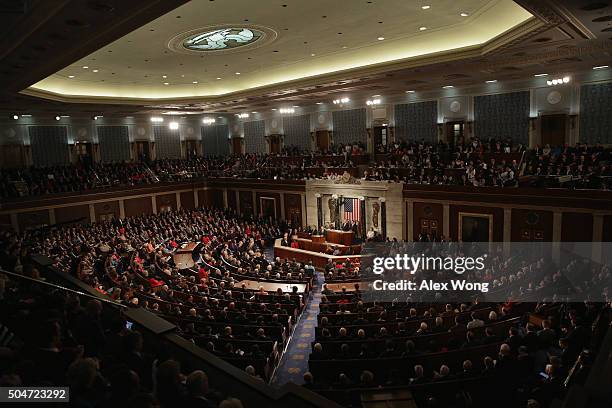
[162,75,167,78]
[377,36,385,40]
[252,111,258,114]
[593,65,609,70]
[292,105,299,108]
[372,94,380,97]
[92,69,99,73]
[271,108,277,111]
[405,90,415,93]
[442,85,454,88]
[163,82,169,85]
[192,81,198,84]
[534,73,548,77]
[311,53,316,56]
[216,77,222,80]
[342,46,348,49]
[485,80,497,83]
[421,5,430,9]
[235,72,241,75]
[169,121,179,130]
[460,12,469,17]
[419,26,427,31]
[55,116,61,121]
[82,66,88,69]
[68,75,75,78]
[316,102,323,105]
[12,114,18,120]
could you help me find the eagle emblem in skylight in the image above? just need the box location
[183,28,263,51]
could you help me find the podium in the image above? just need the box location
[311,235,325,243]
[326,230,354,246]
[173,242,198,269]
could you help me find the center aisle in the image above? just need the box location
[270,269,323,386]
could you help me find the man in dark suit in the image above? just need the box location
[184,370,215,408]
[342,218,351,231]
[280,233,290,247]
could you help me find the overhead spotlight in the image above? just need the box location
[547,80,553,86]
[377,36,385,41]
[202,118,216,124]
[333,97,350,104]
[163,82,169,85]
[279,108,295,114]
[419,26,427,31]
[12,114,18,120]
[68,75,75,78]
[562,76,570,83]
[162,75,167,78]
[442,85,454,89]
[366,99,381,106]
[316,102,324,105]
[169,121,179,130]
[460,12,469,17]
[421,5,431,9]
[236,113,249,118]
[235,72,241,75]
[55,115,61,121]
[593,65,609,70]
[150,117,164,123]
[216,77,222,80]
[534,73,548,77]
[405,90,415,93]
[92,115,103,120]
[82,66,88,69]
[92,69,99,73]
[192,81,198,84]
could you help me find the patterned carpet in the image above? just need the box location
[270,270,323,386]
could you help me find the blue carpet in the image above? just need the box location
[270,270,323,386]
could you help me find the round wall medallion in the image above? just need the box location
[137,127,146,136]
[318,114,326,124]
[3,128,16,138]
[450,100,461,113]
[547,90,562,105]
[271,119,278,128]
[168,25,277,55]
[187,127,195,135]
[77,128,88,138]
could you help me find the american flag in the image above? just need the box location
[343,197,361,222]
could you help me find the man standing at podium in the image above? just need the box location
[342,218,352,231]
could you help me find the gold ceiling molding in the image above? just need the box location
[21,16,545,109]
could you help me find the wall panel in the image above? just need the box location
[395,101,437,142]
[244,120,266,153]
[180,191,195,210]
[332,108,367,144]
[283,114,311,150]
[29,126,69,166]
[55,205,90,224]
[98,126,130,162]
[124,197,153,217]
[580,83,612,144]
[412,202,443,241]
[153,125,181,159]
[474,91,529,144]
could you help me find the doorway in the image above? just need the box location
[185,140,199,158]
[445,121,464,146]
[540,114,566,146]
[373,126,388,148]
[135,141,151,162]
[74,142,93,165]
[315,130,330,152]
[232,138,243,155]
[269,134,281,154]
